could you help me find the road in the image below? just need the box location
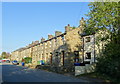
[1,63,89,82]
[0,63,2,83]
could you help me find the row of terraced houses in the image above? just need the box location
[11,17,109,75]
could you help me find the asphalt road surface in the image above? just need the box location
[0,63,2,83]
[1,63,89,82]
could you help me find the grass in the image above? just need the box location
[76,72,120,84]
[76,72,112,83]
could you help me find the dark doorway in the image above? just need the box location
[74,51,79,63]
[61,51,65,66]
[50,53,53,65]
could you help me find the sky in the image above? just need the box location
[2,2,90,54]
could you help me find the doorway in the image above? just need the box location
[61,51,65,66]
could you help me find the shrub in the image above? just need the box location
[24,57,32,64]
[96,42,120,82]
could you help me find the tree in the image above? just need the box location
[1,52,7,59]
[85,1,120,82]
[1,52,10,59]
[85,2,119,36]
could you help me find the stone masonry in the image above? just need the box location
[11,17,109,72]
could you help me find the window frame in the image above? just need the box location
[86,37,91,42]
[85,52,91,59]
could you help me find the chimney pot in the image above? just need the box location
[68,24,70,26]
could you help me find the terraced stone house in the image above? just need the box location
[11,17,109,74]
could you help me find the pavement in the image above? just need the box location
[0,63,2,83]
[1,63,89,82]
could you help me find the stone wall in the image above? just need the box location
[36,65,75,74]
[75,64,96,76]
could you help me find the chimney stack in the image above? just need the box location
[68,24,70,26]
[55,31,62,36]
[48,35,54,39]
[41,37,45,42]
[80,17,85,27]
[34,40,39,44]
[65,24,73,32]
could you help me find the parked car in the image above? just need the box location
[0,59,10,63]
[6,60,10,63]
[12,60,19,65]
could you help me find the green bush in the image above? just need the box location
[96,41,120,82]
[24,57,32,64]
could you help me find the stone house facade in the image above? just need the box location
[29,25,83,67]
[11,17,108,69]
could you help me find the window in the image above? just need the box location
[61,36,64,40]
[86,52,91,59]
[67,52,70,55]
[56,52,59,56]
[86,37,90,42]
[50,52,53,55]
